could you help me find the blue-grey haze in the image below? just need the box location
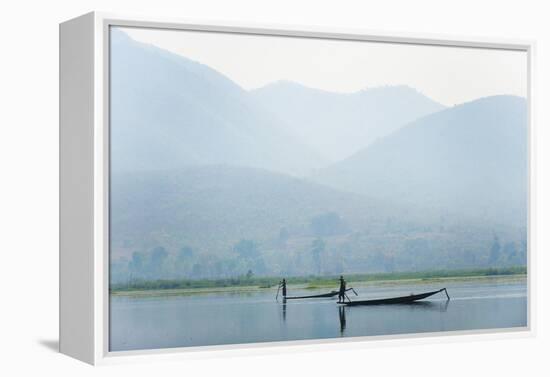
[109,29,527,283]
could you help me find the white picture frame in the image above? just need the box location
[59,11,536,365]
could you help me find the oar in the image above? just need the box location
[442,288,450,300]
[344,287,358,296]
[344,292,352,303]
[276,283,281,301]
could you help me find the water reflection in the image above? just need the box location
[400,300,450,312]
[440,299,450,312]
[338,306,347,335]
[110,280,526,351]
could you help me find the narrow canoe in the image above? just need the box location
[284,291,339,300]
[344,288,449,306]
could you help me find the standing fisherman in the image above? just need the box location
[279,278,287,298]
[338,275,347,303]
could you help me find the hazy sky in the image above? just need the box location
[119,26,527,107]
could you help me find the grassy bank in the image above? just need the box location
[111,266,526,295]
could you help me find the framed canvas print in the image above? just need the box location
[59,12,535,365]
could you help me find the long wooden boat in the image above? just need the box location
[284,291,339,300]
[343,288,449,306]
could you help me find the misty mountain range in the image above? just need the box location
[111,28,447,174]
[109,29,527,281]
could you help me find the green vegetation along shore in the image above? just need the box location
[111,266,526,296]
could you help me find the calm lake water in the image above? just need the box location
[109,277,527,351]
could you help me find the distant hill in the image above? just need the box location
[315,95,528,224]
[251,81,445,161]
[110,29,324,175]
[110,165,524,282]
[110,165,396,256]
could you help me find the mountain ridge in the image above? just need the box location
[110,28,324,176]
[251,81,446,160]
[315,95,528,222]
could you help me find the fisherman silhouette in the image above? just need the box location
[279,278,287,298]
[338,275,346,303]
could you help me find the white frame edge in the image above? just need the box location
[60,12,96,364]
[59,11,536,365]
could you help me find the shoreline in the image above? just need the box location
[111,273,527,298]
